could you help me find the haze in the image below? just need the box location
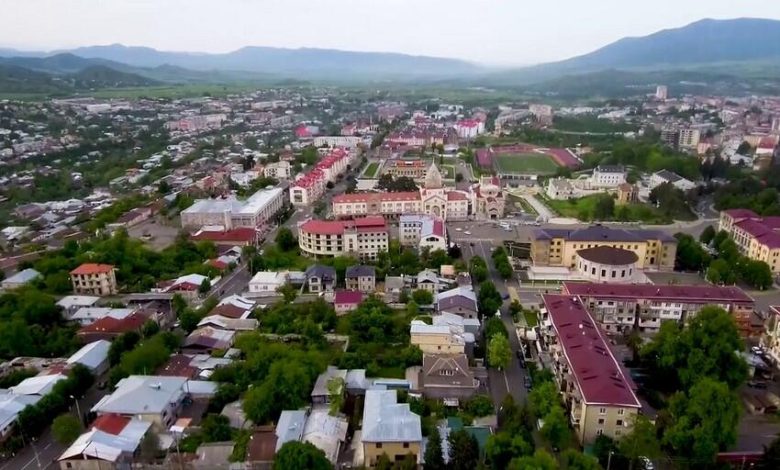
[3,0,780,65]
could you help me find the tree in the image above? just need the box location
[673,233,711,272]
[739,259,773,290]
[561,449,601,470]
[664,378,741,464]
[273,441,332,470]
[412,289,434,305]
[759,435,780,470]
[593,193,615,220]
[641,306,747,390]
[277,283,298,303]
[275,227,297,252]
[327,377,345,416]
[464,395,495,417]
[198,278,211,295]
[540,406,570,450]
[706,258,737,285]
[179,308,201,333]
[424,427,446,470]
[448,429,480,470]
[700,225,716,245]
[142,319,160,338]
[488,334,511,370]
[52,414,81,445]
[157,180,171,194]
[470,257,489,283]
[618,415,661,467]
[508,449,557,470]
[528,381,559,418]
[478,281,502,317]
[201,414,232,442]
[486,432,533,469]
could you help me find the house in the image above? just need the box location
[182,327,235,354]
[546,178,574,200]
[436,287,479,319]
[196,315,258,331]
[418,354,479,400]
[158,273,215,301]
[361,389,422,467]
[56,295,101,316]
[66,340,111,376]
[334,290,363,314]
[68,307,136,326]
[11,374,68,397]
[0,391,40,441]
[311,366,348,405]
[247,427,279,468]
[274,408,348,465]
[76,311,148,343]
[57,416,152,470]
[1,268,41,290]
[193,442,235,469]
[91,376,191,429]
[248,271,288,296]
[70,263,118,296]
[649,169,695,192]
[416,269,439,293]
[384,276,406,302]
[410,320,467,355]
[345,265,376,293]
[305,265,337,294]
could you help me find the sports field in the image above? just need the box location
[495,152,560,174]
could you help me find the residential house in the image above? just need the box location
[416,269,439,293]
[91,376,196,429]
[0,391,40,441]
[334,290,363,314]
[248,271,288,296]
[76,311,148,343]
[410,321,467,355]
[70,263,118,296]
[361,389,422,467]
[182,327,235,354]
[246,427,279,468]
[649,169,695,192]
[345,265,376,293]
[66,340,111,376]
[305,265,337,294]
[1,268,41,290]
[275,408,348,466]
[68,307,136,326]
[384,276,406,302]
[418,354,479,400]
[57,416,153,470]
[436,287,478,319]
[56,295,100,317]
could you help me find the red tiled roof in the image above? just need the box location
[157,354,198,378]
[447,191,468,201]
[210,304,249,319]
[92,414,130,435]
[723,209,760,219]
[77,311,147,335]
[561,282,754,304]
[70,263,114,275]
[191,228,257,243]
[332,191,420,204]
[334,290,364,305]
[543,294,640,408]
[300,217,388,236]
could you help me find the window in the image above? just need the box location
[616,419,623,426]
[617,408,624,415]
[596,429,604,436]
[376,443,383,449]
[598,418,605,425]
[599,407,607,415]
[403,442,410,449]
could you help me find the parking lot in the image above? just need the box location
[127,217,181,250]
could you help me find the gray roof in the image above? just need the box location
[2,268,41,285]
[533,225,676,243]
[305,264,337,282]
[275,410,307,451]
[311,366,347,398]
[595,164,625,173]
[362,389,421,443]
[654,169,683,183]
[66,340,110,371]
[345,265,376,279]
[91,376,187,415]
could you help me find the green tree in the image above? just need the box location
[277,283,298,303]
[706,258,737,285]
[561,449,601,470]
[198,278,211,295]
[593,194,615,220]
[528,381,559,418]
[469,257,488,283]
[243,361,314,424]
[700,225,716,245]
[424,427,446,470]
[327,377,345,416]
[275,227,298,252]
[464,395,495,417]
[412,289,434,305]
[179,308,201,333]
[488,334,511,370]
[540,406,570,450]
[448,429,480,470]
[674,233,711,272]
[478,281,502,317]
[618,415,661,467]
[273,441,332,470]
[664,378,741,464]
[739,259,773,290]
[486,432,533,469]
[201,414,232,442]
[508,449,558,470]
[52,414,81,445]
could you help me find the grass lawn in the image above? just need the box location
[524,310,539,327]
[546,195,673,224]
[496,153,560,174]
[508,194,538,216]
[363,162,379,178]
[441,165,455,179]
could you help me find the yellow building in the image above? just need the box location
[298,216,389,261]
[69,263,118,296]
[719,209,780,274]
[410,320,466,355]
[540,294,641,445]
[361,389,422,467]
[531,225,676,271]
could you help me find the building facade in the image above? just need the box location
[70,263,118,296]
[591,165,627,189]
[181,187,287,229]
[298,216,389,260]
[719,209,780,274]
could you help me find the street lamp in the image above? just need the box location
[606,451,614,470]
[70,395,82,427]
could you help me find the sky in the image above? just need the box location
[2,0,780,66]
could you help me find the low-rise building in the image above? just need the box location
[305,265,337,294]
[649,170,695,192]
[562,282,756,335]
[334,290,364,314]
[418,354,478,400]
[70,263,118,296]
[540,294,641,446]
[57,415,152,470]
[435,287,478,319]
[399,214,447,252]
[345,265,376,293]
[66,340,111,376]
[298,216,389,261]
[1,268,41,290]
[591,165,627,189]
[181,187,287,229]
[719,209,780,274]
[248,271,288,296]
[361,389,422,467]
[410,321,466,355]
[264,161,292,180]
[546,178,575,200]
[762,306,780,366]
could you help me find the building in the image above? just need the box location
[331,163,472,221]
[719,209,780,274]
[762,306,780,366]
[399,214,447,251]
[248,271,288,296]
[91,376,197,429]
[181,187,287,229]
[66,340,111,376]
[334,290,364,314]
[0,391,40,441]
[616,183,639,205]
[454,119,485,140]
[290,149,351,207]
[530,104,554,125]
[416,269,439,293]
[540,295,641,445]
[435,287,478,319]
[574,246,642,284]
[305,265,337,294]
[275,408,348,465]
[70,263,118,296]
[345,265,376,293]
[298,216,389,260]
[57,415,152,470]
[655,85,668,100]
[190,227,260,247]
[591,165,627,189]
[472,176,506,220]
[562,282,756,335]
[263,161,292,180]
[418,354,478,400]
[678,128,701,150]
[361,389,422,467]
[410,321,466,355]
[649,170,695,192]
[546,178,575,200]
[384,159,429,180]
[531,226,677,271]
[1,268,41,290]
[312,136,363,148]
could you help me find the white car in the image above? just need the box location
[751,346,762,354]
[455,227,463,232]
[464,231,472,235]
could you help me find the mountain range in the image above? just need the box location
[2,18,780,95]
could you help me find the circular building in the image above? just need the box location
[575,246,639,283]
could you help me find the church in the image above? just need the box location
[331,162,505,221]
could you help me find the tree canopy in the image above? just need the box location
[273,441,332,470]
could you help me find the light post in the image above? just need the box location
[70,395,82,426]
[607,451,614,470]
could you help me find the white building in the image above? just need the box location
[181,186,287,229]
[546,178,575,200]
[248,271,288,296]
[655,85,668,100]
[399,214,447,252]
[650,170,695,192]
[678,128,701,150]
[312,136,363,149]
[454,119,484,140]
[264,161,292,180]
[591,165,627,189]
[67,340,111,376]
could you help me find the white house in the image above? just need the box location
[650,170,695,192]
[248,271,288,296]
[591,165,627,189]
[67,340,111,376]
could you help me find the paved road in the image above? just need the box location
[461,240,529,408]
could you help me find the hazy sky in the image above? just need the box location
[2,0,779,65]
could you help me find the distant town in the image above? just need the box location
[1,81,780,470]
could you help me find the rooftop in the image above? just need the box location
[542,294,641,408]
[70,263,114,276]
[362,389,421,443]
[533,225,676,243]
[91,375,188,415]
[562,282,754,304]
[576,246,639,265]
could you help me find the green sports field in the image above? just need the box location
[495,152,560,174]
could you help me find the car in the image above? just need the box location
[455,227,462,232]
[751,346,762,354]
[639,457,654,470]
[748,380,769,389]
[464,231,472,235]
[516,350,523,359]
[502,293,510,300]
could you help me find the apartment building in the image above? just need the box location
[290,149,351,207]
[591,165,627,189]
[540,295,641,445]
[719,209,780,274]
[384,159,429,180]
[531,225,677,271]
[70,263,118,296]
[298,216,389,260]
[399,214,447,251]
[562,282,756,336]
[181,187,287,229]
[263,161,292,179]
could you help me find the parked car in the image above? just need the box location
[639,456,655,470]
[748,380,769,389]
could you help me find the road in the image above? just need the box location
[461,240,529,408]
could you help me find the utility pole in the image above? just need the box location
[606,451,614,470]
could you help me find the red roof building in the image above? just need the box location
[334,290,364,314]
[77,311,148,343]
[70,263,115,276]
[191,228,259,246]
